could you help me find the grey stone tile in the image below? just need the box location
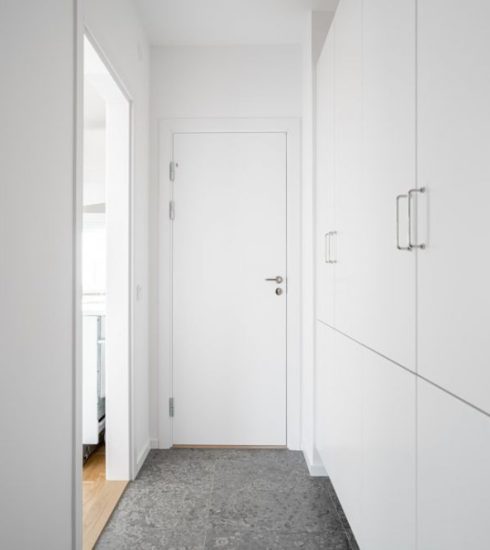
[204,528,350,550]
[101,484,210,532]
[137,461,215,491]
[97,449,357,550]
[208,484,342,534]
[213,461,323,494]
[97,524,206,550]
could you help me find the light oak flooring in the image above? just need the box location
[83,447,128,550]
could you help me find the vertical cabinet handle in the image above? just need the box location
[396,194,411,251]
[408,187,426,250]
[324,232,331,263]
[330,231,338,263]
[324,231,338,264]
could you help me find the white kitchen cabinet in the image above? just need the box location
[418,380,490,549]
[316,21,336,327]
[362,352,416,550]
[417,0,490,412]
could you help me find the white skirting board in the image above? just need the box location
[134,441,151,477]
[303,449,328,477]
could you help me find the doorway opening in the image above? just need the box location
[81,34,132,549]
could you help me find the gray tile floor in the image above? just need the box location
[96,449,358,550]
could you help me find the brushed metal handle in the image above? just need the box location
[408,187,426,250]
[265,276,283,284]
[324,232,331,264]
[330,231,338,263]
[396,194,411,251]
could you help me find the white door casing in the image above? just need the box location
[158,119,301,449]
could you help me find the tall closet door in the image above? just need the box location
[323,327,363,541]
[362,354,416,550]
[316,23,336,327]
[332,0,363,341]
[417,0,490,412]
[335,0,416,369]
[418,381,490,549]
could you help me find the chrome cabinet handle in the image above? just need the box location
[330,231,338,263]
[408,187,426,250]
[396,194,411,251]
[265,276,283,284]
[324,232,337,264]
[324,232,331,263]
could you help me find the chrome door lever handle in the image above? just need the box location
[265,276,283,284]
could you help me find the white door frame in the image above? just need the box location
[158,118,301,450]
[73,21,135,550]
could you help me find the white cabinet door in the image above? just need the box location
[334,0,416,369]
[320,325,363,541]
[333,0,363,345]
[356,0,416,368]
[418,381,490,549]
[362,354,416,550]
[316,23,336,327]
[417,0,490,412]
[314,321,334,472]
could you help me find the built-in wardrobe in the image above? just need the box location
[315,0,490,548]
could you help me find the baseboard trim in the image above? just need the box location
[134,441,151,477]
[303,449,328,477]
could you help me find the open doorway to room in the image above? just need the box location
[81,34,132,550]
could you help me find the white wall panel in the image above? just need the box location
[0,2,75,548]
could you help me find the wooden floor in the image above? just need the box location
[83,447,128,550]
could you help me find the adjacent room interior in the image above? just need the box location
[82,35,131,549]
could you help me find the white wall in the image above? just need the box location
[301,11,333,474]
[84,0,151,473]
[0,2,75,549]
[149,44,302,444]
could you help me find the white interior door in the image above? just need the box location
[172,132,287,446]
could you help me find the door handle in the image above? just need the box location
[408,187,426,249]
[396,194,411,251]
[265,276,283,284]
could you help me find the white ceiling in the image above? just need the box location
[133,0,339,46]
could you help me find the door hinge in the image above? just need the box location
[169,161,176,182]
[169,397,174,417]
[169,200,175,220]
